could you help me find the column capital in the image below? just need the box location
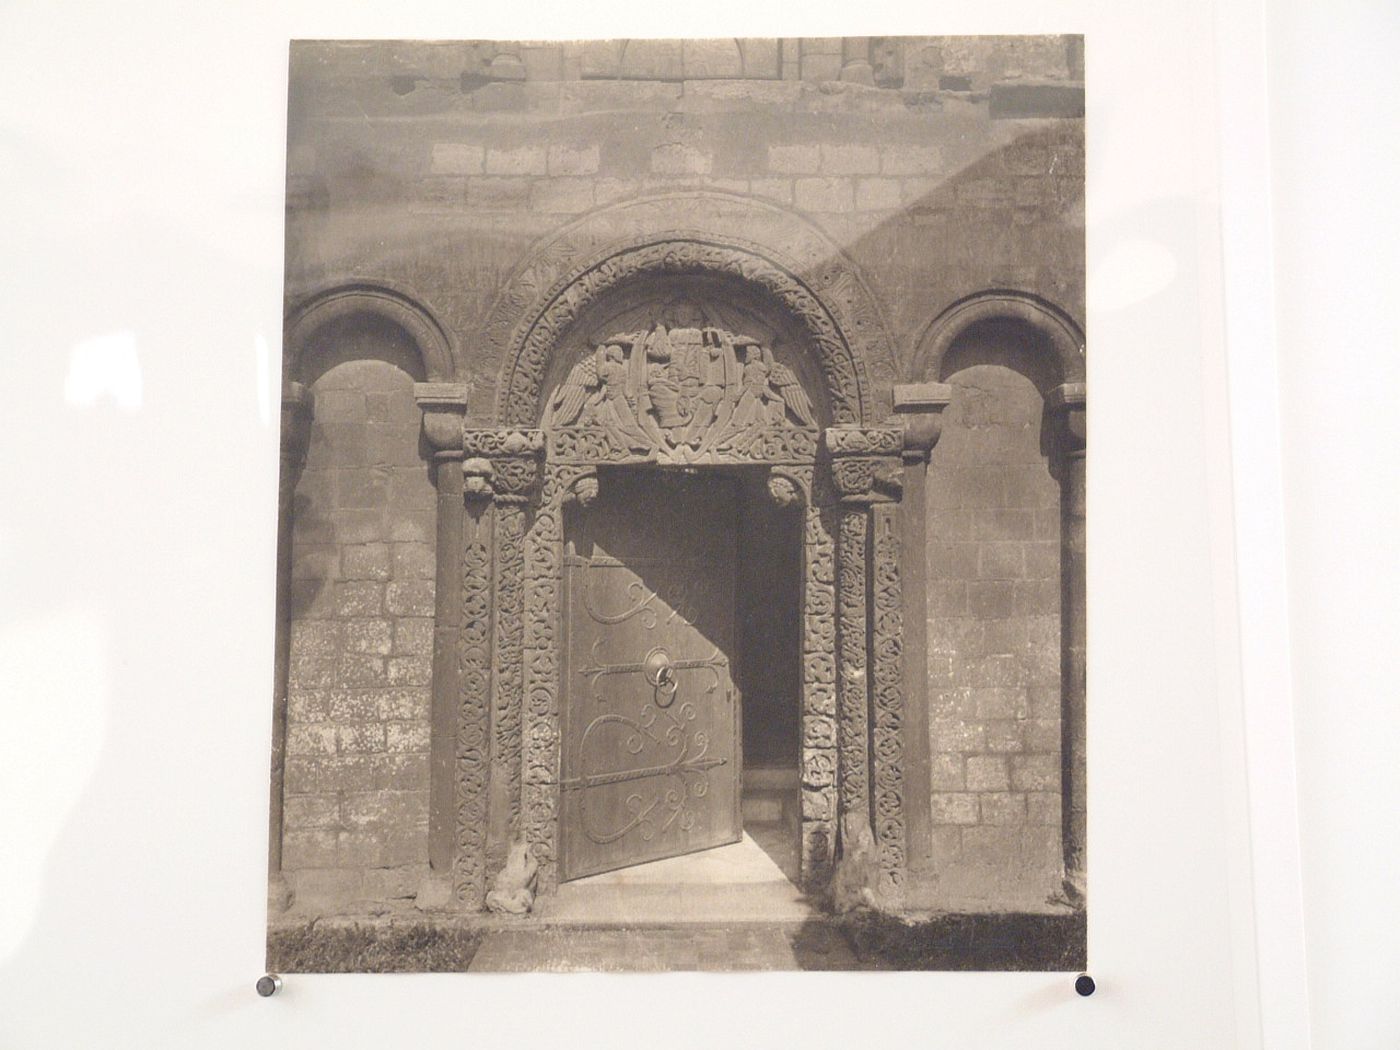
[890,382,954,464]
[280,382,313,460]
[824,427,904,504]
[414,382,470,455]
[1046,382,1086,453]
[461,427,545,503]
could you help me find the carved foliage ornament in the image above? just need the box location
[544,311,818,466]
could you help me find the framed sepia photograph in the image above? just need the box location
[266,34,1087,973]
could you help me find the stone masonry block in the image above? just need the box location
[386,721,431,753]
[333,581,384,618]
[855,177,902,211]
[328,689,381,723]
[932,718,985,754]
[391,543,435,580]
[984,721,1025,753]
[931,792,980,825]
[1011,752,1061,791]
[930,753,964,789]
[393,618,434,656]
[651,143,712,175]
[967,580,1016,619]
[285,755,377,795]
[530,177,595,213]
[342,619,392,655]
[882,144,943,175]
[283,793,340,829]
[383,825,430,866]
[288,690,330,723]
[467,176,531,210]
[748,177,793,203]
[362,864,428,902]
[794,177,853,212]
[386,581,435,617]
[387,655,432,686]
[1023,719,1061,752]
[973,687,1023,720]
[288,654,333,689]
[978,543,1025,579]
[547,143,600,175]
[430,143,484,175]
[966,755,1010,792]
[980,792,1028,826]
[485,145,547,175]
[290,620,340,660]
[287,724,338,756]
[292,545,338,581]
[373,752,431,791]
[336,653,387,688]
[1027,792,1062,825]
[283,829,338,869]
[767,143,820,174]
[314,389,367,424]
[376,687,432,721]
[340,543,391,581]
[820,143,880,175]
[342,790,428,828]
[336,722,386,754]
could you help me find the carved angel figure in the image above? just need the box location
[729,342,817,430]
[547,344,653,451]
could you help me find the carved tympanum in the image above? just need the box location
[543,302,817,466]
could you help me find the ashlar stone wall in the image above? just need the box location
[281,355,437,909]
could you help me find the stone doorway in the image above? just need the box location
[557,465,805,891]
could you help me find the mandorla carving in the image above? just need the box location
[543,303,817,466]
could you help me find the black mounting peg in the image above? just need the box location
[1074,973,1096,997]
[256,974,283,998]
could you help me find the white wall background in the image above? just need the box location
[1266,2,1400,1048]
[3,0,1388,1047]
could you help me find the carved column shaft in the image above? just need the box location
[825,426,907,902]
[461,429,544,896]
[836,508,869,818]
[870,501,908,903]
[270,383,312,878]
[891,382,953,873]
[454,504,492,908]
[416,383,469,877]
[1049,383,1087,901]
[798,468,838,887]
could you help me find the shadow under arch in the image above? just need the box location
[283,282,456,386]
[915,289,1086,391]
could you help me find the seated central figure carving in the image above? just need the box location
[545,301,817,464]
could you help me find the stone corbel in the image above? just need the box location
[824,427,905,504]
[1046,382,1086,456]
[414,383,470,457]
[890,382,954,464]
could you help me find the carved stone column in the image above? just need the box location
[1048,382,1087,903]
[413,383,468,892]
[825,427,907,903]
[269,382,311,897]
[459,429,545,893]
[890,382,953,873]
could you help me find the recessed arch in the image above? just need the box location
[915,289,1085,388]
[283,282,456,386]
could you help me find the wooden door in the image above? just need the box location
[560,472,740,880]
